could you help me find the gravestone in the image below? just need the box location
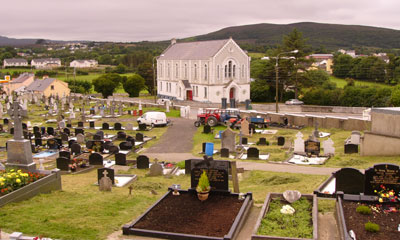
[220,148,229,158]
[138,123,147,131]
[56,157,70,171]
[93,134,102,141]
[71,143,82,155]
[344,144,358,154]
[350,131,361,145]
[258,137,268,146]
[114,122,122,130]
[334,168,365,194]
[136,133,144,142]
[95,131,104,139]
[97,168,115,185]
[89,121,95,129]
[47,139,59,149]
[221,128,236,152]
[102,122,109,130]
[364,164,400,195]
[283,190,302,203]
[99,170,112,192]
[64,128,71,135]
[247,147,259,159]
[103,140,112,150]
[117,131,127,140]
[323,138,335,155]
[75,128,84,136]
[127,136,135,146]
[68,139,77,148]
[241,119,250,136]
[249,123,256,135]
[137,155,150,169]
[305,138,320,155]
[89,152,103,165]
[202,142,207,153]
[58,120,66,129]
[47,127,55,136]
[148,159,163,176]
[203,125,211,134]
[108,145,119,154]
[59,150,71,159]
[119,141,132,150]
[78,121,84,128]
[190,158,229,191]
[61,133,69,142]
[241,137,248,145]
[33,126,40,133]
[34,131,42,139]
[126,123,133,131]
[76,133,85,144]
[115,153,127,165]
[277,136,285,146]
[294,132,305,153]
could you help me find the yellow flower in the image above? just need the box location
[389,192,394,197]
[16,179,21,183]
[379,198,383,203]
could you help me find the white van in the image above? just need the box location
[137,111,169,127]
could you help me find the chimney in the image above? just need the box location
[171,38,177,45]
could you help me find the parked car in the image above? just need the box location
[137,111,169,127]
[285,99,304,105]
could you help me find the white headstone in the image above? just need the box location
[126,123,133,131]
[180,106,186,118]
[323,138,335,155]
[294,132,305,153]
[76,133,85,144]
[165,101,170,112]
[69,111,75,119]
[350,131,361,145]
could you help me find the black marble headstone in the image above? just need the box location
[47,127,55,136]
[89,152,103,165]
[59,150,71,160]
[108,145,119,154]
[97,167,115,184]
[136,133,144,142]
[138,123,147,131]
[117,131,127,140]
[344,144,358,154]
[115,153,127,165]
[305,140,320,155]
[277,136,285,146]
[63,128,70,135]
[33,126,40,133]
[364,164,400,195]
[119,141,132,150]
[34,138,42,146]
[75,128,84,136]
[241,137,248,145]
[190,159,229,191]
[56,157,70,171]
[95,131,104,139]
[249,123,256,134]
[89,121,95,129]
[137,155,150,169]
[203,125,211,134]
[258,137,268,145]
[93,134,102,141]
[102,122,109,130]
[220,148,229,158]
[61,133,69,142]
[247,147,259,159]
[71,143,82,155]
[202,142,206,153]
[334,168,365,194]
[47,139,58,149]
[114,122,122,130]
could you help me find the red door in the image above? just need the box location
[230,88,235,99]
[187,90,193,101]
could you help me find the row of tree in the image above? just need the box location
[92,73,145,98]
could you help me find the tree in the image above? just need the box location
[35,39,46,44]
[391,85,400,106]
[333,53,354,78]
[122,74,145,97]
[137,62,154,94]
[113,63,127,74]
[92,73,122,98]
[303,69,330,88]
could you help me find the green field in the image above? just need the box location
[329,76,393,89]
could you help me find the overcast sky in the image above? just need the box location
[2,0,399,42]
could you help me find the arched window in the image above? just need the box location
[194,64,198,80]
[160,63,163,77]
[204,64,208,80]
[242,64,245,78]
[204,87,207,98]
[217,65,220,79]
[233,65,236,78]
[228,61,232,78]
[167,63,170,78]
[175,63,179,78]
[184,64,188,79]
[224,65,227,78]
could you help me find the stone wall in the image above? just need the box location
[361,132,400,156]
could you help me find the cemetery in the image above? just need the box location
[0,94,400,240]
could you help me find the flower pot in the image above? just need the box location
[197,191,210,201]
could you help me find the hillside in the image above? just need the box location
[0,36,38,46]
[187,22,400,50]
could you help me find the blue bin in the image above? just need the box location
[219,130,223,139]
[205,142,214,156]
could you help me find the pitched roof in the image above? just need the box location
[26,78,56,92]
[181,80,191,89]
[4,58,27,63]
[32,58,61,63]
[159,39,230,60]
[12,73,34,83]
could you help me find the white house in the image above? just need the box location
[69,59,98,68]
[156,38,250,103]
[3,58,28,68]
[31,58,61,69]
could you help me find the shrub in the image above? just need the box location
[365,222,380,232]
[196,170,210,192]
[356,205,372,215]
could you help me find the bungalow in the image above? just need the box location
[26,78,70,97]
[70,60,98,68]
[3,58,28,68]
[31,58,61,69]
[2,73,35,94]
[306,54,334,74]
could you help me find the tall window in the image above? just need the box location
[228,61,232,78]
[224,65,227,78]
[204,64,208,80]
[217,65,220,79]
[204,87,207,98]
[242,64,245,78]
[194,64,198,80]
[160,82,162,91]
[179,87,181,97]
[167,63,170,78]
[233,65,236,78]
[175,63,179,78]
[160,63,163,77]
[184,64,188,79]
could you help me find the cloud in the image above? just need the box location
[1,0,399,41]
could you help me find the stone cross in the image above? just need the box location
[312,121,319,139]
[7,100,26,140]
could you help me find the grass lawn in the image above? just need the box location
[192,125,400,169]
[329,76,393,89]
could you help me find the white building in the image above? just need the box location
[31,58,61,69]
[157,38,250,103]
[69,60,98,68]
[3,58,28,68]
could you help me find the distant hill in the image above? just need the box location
[186,22,400,50]
[0,36,39,46]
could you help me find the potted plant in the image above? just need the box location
[196,170,211,201]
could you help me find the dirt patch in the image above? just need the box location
[342,201,400,240]
[134,192,244,237]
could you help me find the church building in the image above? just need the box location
[157,38,250,103]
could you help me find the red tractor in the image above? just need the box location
[194,108,222,127]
